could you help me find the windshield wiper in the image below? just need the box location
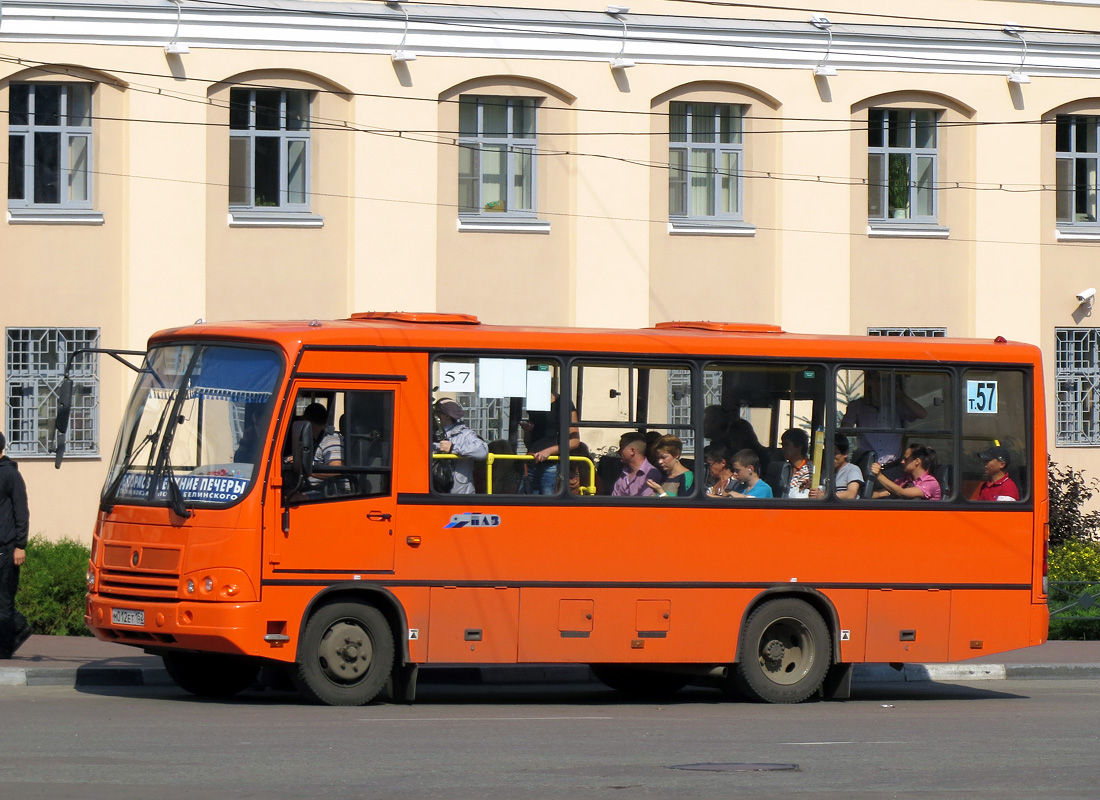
[149,355,200,517]
[100,431,158,513]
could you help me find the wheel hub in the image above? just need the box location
[318,621,374,684]
[762,639,786,671]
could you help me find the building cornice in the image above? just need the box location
[2,0,1100,79]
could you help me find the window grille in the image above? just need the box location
[5,328,99,456]
[667,369,721,454]
[867,327,947,337]
[229,88,311,210]
[1056,328,1100,446]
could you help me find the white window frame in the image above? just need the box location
[1055,328,1100,446]
[7,83,94,211]
[457,96,538,219]
[668,102,745,225]
[228,88,312,213]
[1056,115,1099,228]
[868,109,939,224]
[5,327,100,457]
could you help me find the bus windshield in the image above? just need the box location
[103,344,283,509]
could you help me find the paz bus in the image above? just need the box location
[63,313,1048,705]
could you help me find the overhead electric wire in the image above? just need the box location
[0,155,1080,250]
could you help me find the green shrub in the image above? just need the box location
[15,534,92,636]
[1048,540,1100,641]
[1048,459,1100,546]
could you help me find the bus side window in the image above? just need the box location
[961,369,1028,502]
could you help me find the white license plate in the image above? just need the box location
[111,608,144,627]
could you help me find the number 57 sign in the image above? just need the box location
[966,380,998,414]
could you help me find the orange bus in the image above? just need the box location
[66,313,1048,705]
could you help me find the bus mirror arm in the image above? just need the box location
[282,421,315,532]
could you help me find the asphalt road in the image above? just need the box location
[2,680,1097,799]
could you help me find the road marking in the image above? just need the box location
[360,721,620,726]
[782,741,907,745]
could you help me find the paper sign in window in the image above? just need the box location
[526,370,553,411]
[438,362,475,394]
[966,380,998,414]
[478,358,527,398]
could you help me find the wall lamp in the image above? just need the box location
[389,1,417,62]
[607,6,635,69]
[810,13,836,77]
[164,0,189,54]
[1004,23,1030,84]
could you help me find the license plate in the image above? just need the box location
[112,608,145,627]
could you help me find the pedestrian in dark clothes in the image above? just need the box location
[0,431,31,659]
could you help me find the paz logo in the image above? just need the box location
[445,513,501,529]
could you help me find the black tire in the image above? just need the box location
[731,598,831,704]
[162,652,260,698]
[294,602,395,706]
[590,664,689,699]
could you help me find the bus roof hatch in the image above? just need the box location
[654,321,784,334]
[350,312,481,325]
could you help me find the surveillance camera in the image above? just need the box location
[1077,288,1096,303]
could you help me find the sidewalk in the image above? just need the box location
[3,636,1100,689]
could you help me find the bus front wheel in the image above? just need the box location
[730,597,831,704]
[162,652,260,698]
[295,602,395,706]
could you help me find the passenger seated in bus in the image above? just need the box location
[780,428,813,497]
[431,399,488,495]
[870,443,941,500]
[611,432,662,497]
[726,449,773,499]
[841,371,927,464]
[728,418,770,470]
[703,405,732,443]
[595,452,622,495]
[972,445,1019,501]
[704,443,738,497]
[646,435,693,497]
[644,430,664,465]
[568,442,598,496]
[809,433,864,500]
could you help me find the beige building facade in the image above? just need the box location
[3,0,1100,538]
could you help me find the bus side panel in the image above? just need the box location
[864,589,951,663]
[427,587,520,662]
[947,589,1035,662]
[390,586,430,662]
[824,588,869,664]
[516,588,745,664]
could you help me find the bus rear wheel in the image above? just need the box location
[590,665,689,699]
[295,602,394,706]
[162,652,260,698]
[730,598,831,704]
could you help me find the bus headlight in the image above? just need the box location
[86,570,95,590]
[187,579,195,594]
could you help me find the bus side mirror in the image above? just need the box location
[53,378,74,470]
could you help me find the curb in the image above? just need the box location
[3,662,1100,690]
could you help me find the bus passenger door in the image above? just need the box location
[268,385,399,575]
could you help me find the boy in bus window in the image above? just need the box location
[780,428,813,496]
[972,446,1019,502]
[809,433,864,500]
[870,443,941,500]
[842,371,926,464]
[726,449,773,499]
[611,432,661,497]
[432,399,488,495]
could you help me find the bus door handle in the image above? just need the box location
[366,510,392,522]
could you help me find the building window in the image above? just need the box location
[669,102,744,220]
[7,83,93,208]
[1056,116,1099,225]
[868,327,947,337]
[868,109,938,222]
[458,96,537,216]
[1056,328,1100,446]
[228,88,311,210]
[5,328,99,456]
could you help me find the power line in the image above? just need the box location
[0,152,1082,247]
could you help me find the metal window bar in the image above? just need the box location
[5,328,99,455]
[1055,328,1100,445]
